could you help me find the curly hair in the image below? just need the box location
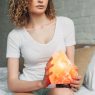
[8,0,56,27]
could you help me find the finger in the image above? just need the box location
[46,61,52,67]
[46,57,53,66]
[73,76,82,80]
[71,87,76,92]
[48,57,53,62]
[46,71,53,76]
[71,87,78,92]
[77,76,82,80]
[71,76,81,85]
[71,80,80,85]
[70,84,80,89]
[45,64,53,71]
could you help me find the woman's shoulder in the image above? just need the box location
[57,16,74,24]
[8,27,24,39]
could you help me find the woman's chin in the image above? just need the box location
[31,10,46,15]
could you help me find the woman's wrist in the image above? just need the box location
[38,80,46,89]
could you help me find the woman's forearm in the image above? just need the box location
[8,79,44,93]
[66,46,75,64]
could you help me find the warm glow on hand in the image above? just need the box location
[49,51,78,85]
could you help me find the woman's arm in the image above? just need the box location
[7,58,44,93]
[66,45,82,92]
[66,45,75,64]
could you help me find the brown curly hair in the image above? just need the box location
[8,0,56,27]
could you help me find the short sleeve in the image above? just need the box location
[64,18,76,46]
[6,30,21,58]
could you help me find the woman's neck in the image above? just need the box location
[27,13,51,29]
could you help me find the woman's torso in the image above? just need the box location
[7,16,75,81]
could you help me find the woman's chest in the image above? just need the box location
[20,38,66,63]
[27,23,56,44]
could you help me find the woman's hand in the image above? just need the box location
[70,76,82,92]
[42,57,53,88]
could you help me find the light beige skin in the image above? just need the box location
[7,0,81,95]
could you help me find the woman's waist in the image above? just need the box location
[24,61,47,69]
[19,67,45,81]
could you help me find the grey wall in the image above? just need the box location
[54,0,95,44]
[0,0,13,67]
[0,0,95,67]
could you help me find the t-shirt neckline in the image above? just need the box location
[23,17,58,47]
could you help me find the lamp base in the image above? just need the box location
[56,84,71,88]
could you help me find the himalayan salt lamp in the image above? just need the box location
[49,51,78,85]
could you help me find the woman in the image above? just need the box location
[6,0,81,95]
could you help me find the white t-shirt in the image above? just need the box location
[6,16,76,81]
